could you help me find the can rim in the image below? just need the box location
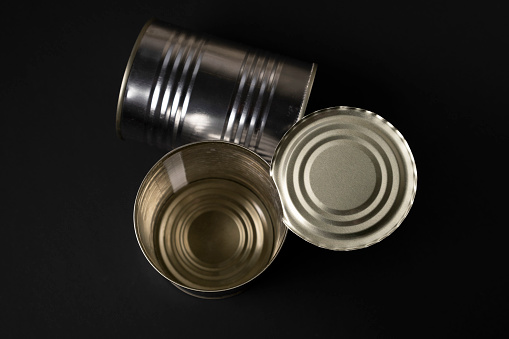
[115,19,156,140]
[297,63,318,121]
[133,140,288,297]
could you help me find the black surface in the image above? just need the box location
[3,1,507,337]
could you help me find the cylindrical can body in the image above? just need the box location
[134,141,287,298]
[117,20,316,161]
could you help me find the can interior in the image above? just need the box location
[134,142,286,293]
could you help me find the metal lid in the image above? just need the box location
[270,106,417,250]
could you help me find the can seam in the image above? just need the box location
[297,62,317,120]
[116,18,156,140]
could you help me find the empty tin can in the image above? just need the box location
[117,19,317,161]
[121,21,417,298]
[133,107,417,298]
[134,141,286,298]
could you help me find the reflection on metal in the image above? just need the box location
[117,20,316,161]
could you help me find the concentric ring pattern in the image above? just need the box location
[271,107,417,250]
[154,178,274,291]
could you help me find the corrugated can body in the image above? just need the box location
[117,20,316,161]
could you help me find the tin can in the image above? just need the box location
[134,141,286,298]
[117,19,317,161]
[133,107,417,298]
[121,21,417,297]
[271,106,417,250]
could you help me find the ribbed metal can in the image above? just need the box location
[134,141,286,298]
[117,19,317,161]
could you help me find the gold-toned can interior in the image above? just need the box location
[134,141,286,297]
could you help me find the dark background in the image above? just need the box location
[2,1,507,337]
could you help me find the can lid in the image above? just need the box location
[270,106,417,250]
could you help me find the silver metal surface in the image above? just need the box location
[134,141,286,298]
[117,19,316,161]
[271,107,417,250]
